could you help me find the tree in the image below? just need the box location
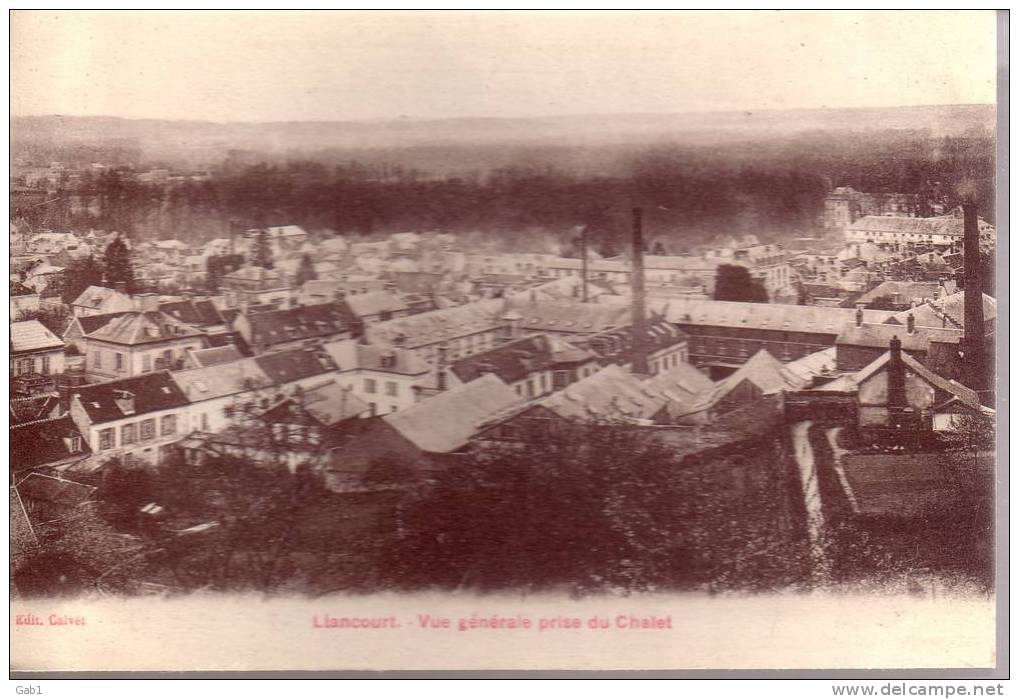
[713,264,769,303]
[250,227,274,269]
[60,254,105,305]
[294,253,317,288]
[103,234,135,292]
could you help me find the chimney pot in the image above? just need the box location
[855,307,863,327]
[907,313,916,335]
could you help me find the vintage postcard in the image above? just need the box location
[8,10,1003,676]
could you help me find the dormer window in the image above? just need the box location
[63,435,82,454]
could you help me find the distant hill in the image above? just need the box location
[10,104,995,169]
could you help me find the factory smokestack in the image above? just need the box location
[962,201,988,397]
[580,225,589,303]
[630,207,649,375]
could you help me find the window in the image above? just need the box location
[160,414,177,436]
[385,381,398,397]
[121,423,137,446]
[98,428,115,450]
[94,350,102,369]
[115,353,124,371]
[41,355,50,375]
[17,358,33,375]
[369,402,377,416]
[67,436,82,453]
[390,405,398,414]
[364,378,377,394]
[142,354,152,372]
[201,413,210,431]
[140,419,155,441]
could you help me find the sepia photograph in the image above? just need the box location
[8,9,1004,678]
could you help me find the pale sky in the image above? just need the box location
[11,10,999,122]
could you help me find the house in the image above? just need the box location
[24,261,65,294]
[854,281,943,310]
[252,347,339,392]
[653,297,895,379]
[171,358,273,434]
[68,371,192,465]
[219,265,294,310]
[322,339,432,415]
[445,333,600,400]
[71,285,135,317]
[78,296,209,382]
[538,364,671,424]
[10,416,92,477]
[674,349,809,425]
[242,225,309,253]
[10,395,63,426]
[846,212,995,250]
[822,337,990,431]
[11,320,66,396]
[364,298,506,365]
[182,345,245,369]
[836,311,963,378]
[505,296,634,340]
[583,320,689,376]
[232,303,354,354]
[341,290,411,325]
[10,280,40,320]
[381,374,524,454]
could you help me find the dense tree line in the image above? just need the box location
[25,131,993,254]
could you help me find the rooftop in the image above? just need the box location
[172,359,272,402]
[11,320,65,354]
[10,416,91,472]
[254,347,338,385]
[323,339,430,376]
[74,371,191,423]
[653,297,894,335]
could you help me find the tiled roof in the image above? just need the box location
[11,320,65,353]
[159,298,224,327]
[889,291,996,330]
[71,285,133,311]
[298,381,371,426]
[837,323,962,352]
[653,297,894,335]
[855,281,942,305]
[366,299,504,348]
[9,395,61,425]
[83,311,205,346]
[685,349,807,415]
[342,291,409,319]
[17,473,97,508]
[506,297,632,334]
[384,374,523,453]
[254,347,338,385]
[186,345,244,367]
[10,416,91,472]
[323,339,430,376]
[783,348,839,384]
[851,350,981,410]
[172,359,272,402]
[449,334,576,384]
[74,372,191,424]
[243,303,353,348]
[848,214,994,237]
[542,364,666,422]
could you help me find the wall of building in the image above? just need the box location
[82,335,205,382]
[10,348,65,377]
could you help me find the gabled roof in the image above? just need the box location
[585,320,687,365]
[542,364,666,422]
[322,339,430,376]
[641,361,714,401]
[837,322,962,352]
[11,320,64,354]
[888,291,996,330]
[855,281,941,305]
[685,349,806,415]
[73,372,191,423]
[83,310,205,346]
[254,347,338,385]
[342,290,409,319]
[366,298,504,348]
[653,297,895,335]
[10,416,91,472]
[172,359,272,402]
[506,297,633,334]
[159,298,224,327]
[9,395,61,425]
[448,334,585,385]
[848,213,994,237]
[383,374,523,453]
[296,381,370,427]
[242,303,353,347]
[185,345,244,368]
[17,472,97,509]
[851,350,982,411]
[71,284,133,312]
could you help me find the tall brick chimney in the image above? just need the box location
[630,207,649,375]
[962,202,988,395]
